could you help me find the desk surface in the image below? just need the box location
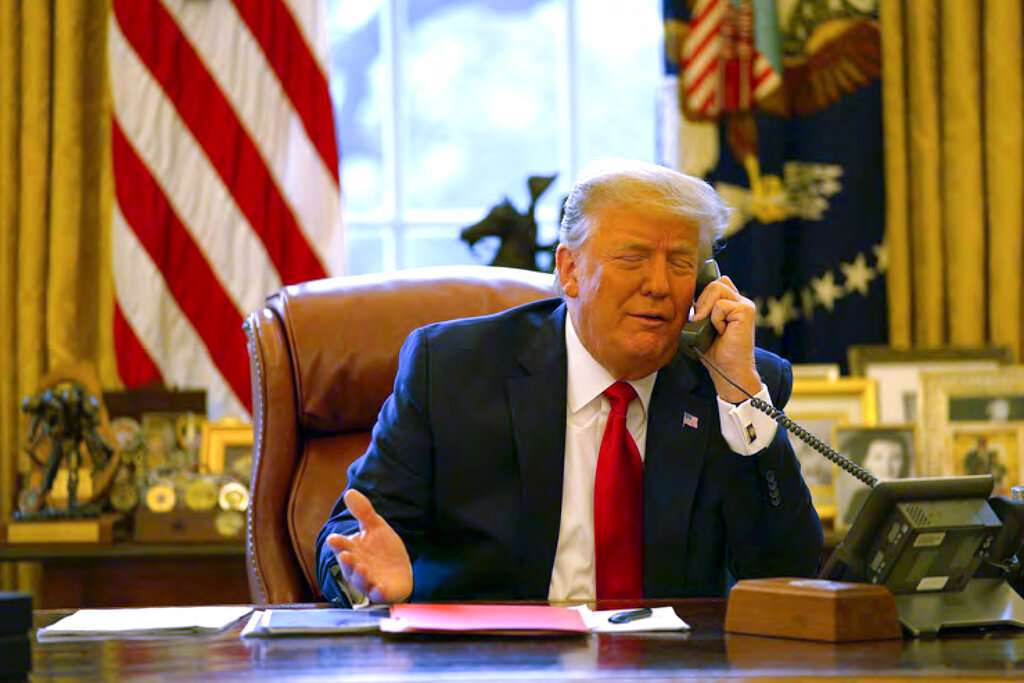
[29,600,1024,682]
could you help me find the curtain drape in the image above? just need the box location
[882,0,1024,358]
[0,0,115,591]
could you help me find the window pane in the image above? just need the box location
[328,0,387,219]
[345,225,395,275]
[400,0,562,213]
[403,226,490,268]
[576,0,661,164]
[326,0,663,273]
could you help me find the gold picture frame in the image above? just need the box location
[948,422,1023,498]
[788,378,878,425]
[791,363,841,382]
[846,345,1012,425]
[200,418,254,484]
[919,367,1024,478]
[783,378,878,523]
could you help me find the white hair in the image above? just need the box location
[554,159,730,296]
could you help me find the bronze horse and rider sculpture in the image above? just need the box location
[460,174,561,272]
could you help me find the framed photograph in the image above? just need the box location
[201,418,255,486]
[949,423,1022,498]
[785,414,842,520]
[783,378,878,522]
[846,345,1011,425]
[948,396,1024,423]
[832,425,917,530]
[791,363,841,382]
[919,367,1024,477]
[787,378,877,425]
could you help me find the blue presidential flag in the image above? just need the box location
[662,0,887,367]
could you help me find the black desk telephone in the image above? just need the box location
[686,259,1024,633]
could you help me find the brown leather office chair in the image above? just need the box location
[243,265,556,604]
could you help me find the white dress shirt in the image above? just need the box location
[547,315,779,601]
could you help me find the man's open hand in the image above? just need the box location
[325,489,413,604]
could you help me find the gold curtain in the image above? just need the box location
[0,0,116,590]
[882,0,1024,357]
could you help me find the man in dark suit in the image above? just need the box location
[317,159,823,606]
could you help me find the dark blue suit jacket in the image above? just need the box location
[317,298,823,603]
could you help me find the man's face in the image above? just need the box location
[863,439,904,480]
[556,207,700,380]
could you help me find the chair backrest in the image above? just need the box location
[243,265,556,604]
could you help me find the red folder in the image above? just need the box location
[382,604,589,635]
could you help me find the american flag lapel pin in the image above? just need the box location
[682,412,699,429]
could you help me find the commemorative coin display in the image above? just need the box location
[183,476,219,512]
[215,509,245,537]
[218,481,250,512]
[144,480,176,513]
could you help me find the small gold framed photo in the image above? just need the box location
[788,378,878,426]
[919,367,1024,477]
[949,423,1022,498]
[791,363,841,382]
[785,378,878,523]
[784,413,841,521]
[200,418,254,485]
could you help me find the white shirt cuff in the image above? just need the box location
[717,384,778,455]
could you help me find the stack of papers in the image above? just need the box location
[37,606,254,639]
[243,608,388,637]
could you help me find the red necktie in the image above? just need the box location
[594,381,643,599]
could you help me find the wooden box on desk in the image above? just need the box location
[133,509,243,543]
[725,578,902,642]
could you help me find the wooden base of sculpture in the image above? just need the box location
[1,514,124,544]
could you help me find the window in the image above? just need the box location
[326,0,662,274]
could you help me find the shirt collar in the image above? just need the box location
[565,313,657,416]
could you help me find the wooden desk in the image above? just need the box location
[0,542,249,608]
[28,600,1024,681]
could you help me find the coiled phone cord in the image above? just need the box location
[695,348,878,489]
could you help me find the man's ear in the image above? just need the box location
[555,244,579,298]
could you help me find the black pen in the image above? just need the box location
[608,608,652,624]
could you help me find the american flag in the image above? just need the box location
[681,0,781,117]
[108,0,343,420]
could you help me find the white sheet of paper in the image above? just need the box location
[573,605,690,632]
[38,606,254,638]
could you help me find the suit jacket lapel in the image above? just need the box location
[643,353,715,595]
[507,303,567,598]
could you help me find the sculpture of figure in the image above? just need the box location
[19,380,115,517]
[460,175,559,272]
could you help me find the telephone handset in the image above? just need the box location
[680,259,722,357]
